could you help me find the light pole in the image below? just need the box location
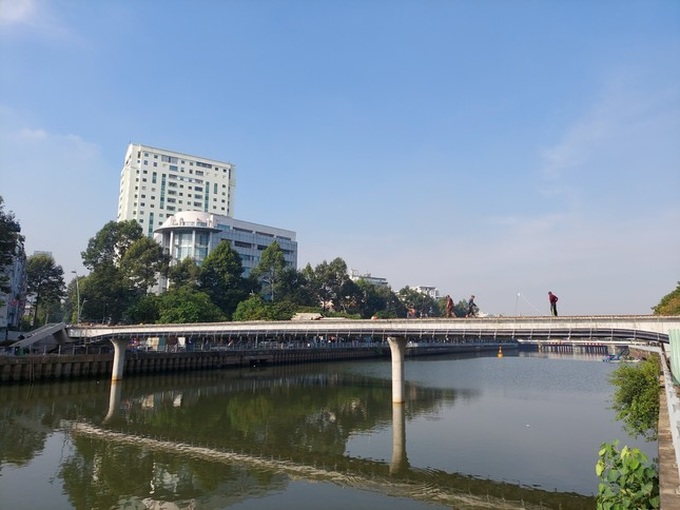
[71,270,81,324]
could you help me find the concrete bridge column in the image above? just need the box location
[387,336,407,403]
[110,338,129,382]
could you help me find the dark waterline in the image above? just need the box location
[0,352,656,509]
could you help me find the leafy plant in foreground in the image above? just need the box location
[595,440,659,509]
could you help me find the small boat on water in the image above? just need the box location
[602,353,642,363]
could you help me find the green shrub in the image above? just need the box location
[609,356,660,441]
[596,440,659,509]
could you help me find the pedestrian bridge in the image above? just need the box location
[64,314,680,394]
[68,315,678,344]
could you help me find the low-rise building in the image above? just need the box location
[154,211,297,290]
[412,285,440,300]
[349,269,389,287]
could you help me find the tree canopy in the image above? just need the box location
[25,253,64,326]
[0,196,24,297]
[653,282,680,315]
[198,240,251,319]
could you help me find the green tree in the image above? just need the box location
[355,280,404,318]
[119,236,169,292]
[0,196,24,297]
[233,295,299,321]
[250,241,286,302]
[79,221,168,324]
[313,258,353,312]
[157,287,225,323]
[653,282,680,315]
[77,264,131,324]
[25,253,65,326]
[609,356,660,441]
[398,286,441,317]
[198,240,250,319]
[125,294,160,324]
[81,220,144,270]
[233,294,271,321]
[277,266,317,307]
[298,263,321,307]
[168,258,201,290]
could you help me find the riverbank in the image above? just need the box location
[0,342,511,384]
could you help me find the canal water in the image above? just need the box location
[0,351,656,510]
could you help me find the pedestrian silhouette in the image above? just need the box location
[548,291,558,316]
[445,295,455,318]
[466,295,477,317]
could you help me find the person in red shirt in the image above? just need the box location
[548,291,558,316]
[445,295,455,318]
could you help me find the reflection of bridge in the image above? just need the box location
[68,415,592,510]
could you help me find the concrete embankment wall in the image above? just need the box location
[0,343,511,384]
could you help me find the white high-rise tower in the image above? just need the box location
[117,143,236,237]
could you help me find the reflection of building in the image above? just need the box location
[412,285,440,300]
[154,211,297,286]
[349,269,389,287]
[0,243,26,332]
[117,143,237,238]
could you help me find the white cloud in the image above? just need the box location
[0,0,37,26]
[0,0,68,38]
[0,106,117,276]
[539,69,680,198]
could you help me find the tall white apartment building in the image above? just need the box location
[117,143,236,237]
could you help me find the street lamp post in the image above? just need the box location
[71,270,81,324]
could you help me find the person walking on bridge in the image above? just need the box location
[466,295,477,317]
[548,291,558,316]
[445,295,455,318]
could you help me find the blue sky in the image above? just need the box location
[1,0,678,316]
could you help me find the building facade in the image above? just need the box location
[117,143,237,238]
[349,269,389,287]
[154,211,297,288]
[412,285,440,300]
[0,243,26,333]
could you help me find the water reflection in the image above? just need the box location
[0,364,595,509]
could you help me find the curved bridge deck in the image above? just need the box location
[69,315,679,345]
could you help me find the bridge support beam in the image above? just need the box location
[110,338,129,382]
[387,336,407,403]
